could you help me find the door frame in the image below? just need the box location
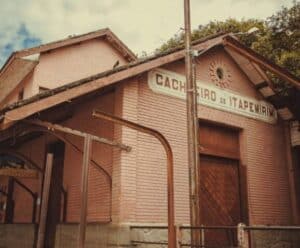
[198,119,249,225]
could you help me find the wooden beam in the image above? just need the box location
[254,81,269,90]
[36,153,53,248]
[1,36,224,129]
[251,62,277,92]
[0,124,113,185]
[105,30,137,61]
[223,36,300,89]
[0,149,43,172]
[0,168,38,178]
[15,29,108,58]
[25,119,131,151]
[14,28,136,62]
[78,135,92,248]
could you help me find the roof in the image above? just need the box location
[0,32,299,129]
[0,28,137,106]
[0,32,226,113]
[0,28,136,75]
[0,58,38,105]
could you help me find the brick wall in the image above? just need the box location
[117,47,292,225]
[3,46,293,228]
[10,91,115,223]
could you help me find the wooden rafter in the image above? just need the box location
[223,36,300,89]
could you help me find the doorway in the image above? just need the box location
[44,141,65,248]
[199,122,245,246]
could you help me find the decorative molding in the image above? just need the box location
[209,60,232,89]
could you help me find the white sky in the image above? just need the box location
[0,0,295,56]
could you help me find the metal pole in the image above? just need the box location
[92,110,176,248]
[36,153,53,248]
[78,134,92,248]
[184,0,201,246]
[200,225,205,247]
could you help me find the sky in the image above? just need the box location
[0,0,295,66]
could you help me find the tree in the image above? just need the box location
[156,1,300,91]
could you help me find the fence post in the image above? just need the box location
[176,225,181,248]
[237,223,246,248]
[200,225,205,248]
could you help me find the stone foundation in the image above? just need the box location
[0,224,36,248]
[0,223,299,247]
[55,223,131,248]
[250,230,300,248]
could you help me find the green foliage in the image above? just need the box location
[156,1,300,90]
[156,18,267,53]
[264,0,300,82]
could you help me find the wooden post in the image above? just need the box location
[284,122,299,224]
[237,223,246,248]
[4,177,14,223]
[78,134,92,248]
[36,153,53,248]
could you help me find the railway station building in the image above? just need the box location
[0,28,299,247]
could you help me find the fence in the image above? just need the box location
[130,224,300,248]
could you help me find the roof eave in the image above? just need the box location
[222,35,300,89]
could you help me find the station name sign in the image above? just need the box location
[148,69,277,124]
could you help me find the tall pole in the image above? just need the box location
[184,0,201,246]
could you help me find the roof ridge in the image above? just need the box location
[0,27,136,77]
[14,28,109,56]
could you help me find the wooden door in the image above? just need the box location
[44,141,65,248]
[200,155,241,246]
[199,122,243,246]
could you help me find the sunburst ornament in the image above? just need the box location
[209,60,232,89]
